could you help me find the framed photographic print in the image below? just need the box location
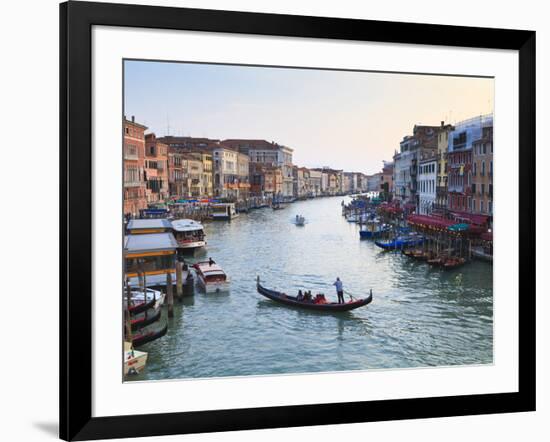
[60,1,536,440]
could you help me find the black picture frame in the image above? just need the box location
[60,1,536,440]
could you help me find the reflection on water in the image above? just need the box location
[130,196,493,381]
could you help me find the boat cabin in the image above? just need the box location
[171,219,206,252]
[124,232,178,288]
[126,218,172,235]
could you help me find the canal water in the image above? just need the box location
[131,196,493,381]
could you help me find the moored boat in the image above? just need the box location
[193,260,230,293]
[375,233,424,250]
[256,278,372,312]
[132,324,168,347]
[124,342,148,375]
[130,308,162,331]
[359,221,390,238]
[211,203,238,220]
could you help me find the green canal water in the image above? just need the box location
[129,196,493,381]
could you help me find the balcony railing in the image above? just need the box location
[124,152,139,160]
[124,181,142,188]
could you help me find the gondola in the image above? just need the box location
[130,309,162,331]
[132,324,168,347]
[127,296,156,315]
[256,278,372,312]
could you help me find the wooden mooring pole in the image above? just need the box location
[166,271,174,318]
[176,261,183,301]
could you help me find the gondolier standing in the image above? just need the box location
[333,277,345,304]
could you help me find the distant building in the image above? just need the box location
[435,122,454,212]
[308,169,322,196]
[418,156,437,215]
[123,116,148,216]
[223,139,294,197]
[471,124,493,216]
[144,133,169,204]
[212,146,241,199]
[393,124,447,207]
[447,114,493,213]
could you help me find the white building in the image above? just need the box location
[222,139,294,197]
[212,147,239,198]
[418,157,437,215]
[308,169,322,196]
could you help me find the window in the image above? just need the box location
[473,162,477,176]
[490,161,493,176]
[489,201,493,214]
[480,201,484,213]
[472,199,476,212]
[481,161,485,176]
[481,183,485,195]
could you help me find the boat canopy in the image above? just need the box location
[171,219,204,232]
[127,218,172,231]
[124,232,178,254]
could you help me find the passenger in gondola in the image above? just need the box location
[208,257,214,266]
[304,291,312,303]
[297,290,304,301]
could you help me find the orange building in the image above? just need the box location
[123,116,148,216]
[144,133,169,204]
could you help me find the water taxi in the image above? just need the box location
[171,219,206,252]
[192,260,230,293]
[124,342,148,376]
[211,203,238,221]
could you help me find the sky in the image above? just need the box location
[124,60,493,175]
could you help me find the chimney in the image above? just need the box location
[131,115,135,123]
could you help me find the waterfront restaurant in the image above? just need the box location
[124,232,178,288]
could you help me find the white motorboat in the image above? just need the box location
[192,260,230,293]
[171,219,206,251]
[124,341,148,376]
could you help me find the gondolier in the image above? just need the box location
[333,277,344,304]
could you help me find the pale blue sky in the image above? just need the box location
[124,60,493,174]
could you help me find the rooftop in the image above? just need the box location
[124,232,178,253]
[127,219,172,231]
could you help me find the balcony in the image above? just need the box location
[124,152,139,160]
[124,181,142,188]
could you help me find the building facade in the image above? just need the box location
[223,139,294,197]
[447,114,493,213]
[144,133,169,204]
[435,122,454,211]
[471,125,493,216]
[123,117,148,215]
[418,156,437,215]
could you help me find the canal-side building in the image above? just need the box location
[124,116,148,216]
[223,139,294,198]
[249,163,283,197]
[435,122,454,213]
[308,169,322,196]
[471,124,493,216]
[212,146,240,199]
[447,114,493,213]
[418,155,437,215]
[188,151,214,198]
[144,133,170,204]
[167,147,188,199]
[381,161,394,196]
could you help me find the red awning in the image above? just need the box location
[450,211,490,226]
[407,214,456,229]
